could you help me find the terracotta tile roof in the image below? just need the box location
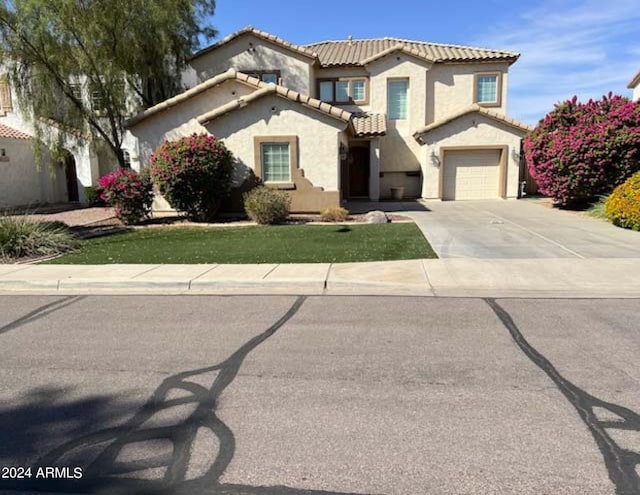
[305,37,519,67]
[352,112,387,137]
[413,104,532,141]
[628,70,640,89]
[197,75,352,126]
[190,26,318,62]
[127,69,351,128]
[0,123,32,140]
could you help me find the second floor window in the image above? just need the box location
[387,79,409,120]
[474,73,501,106]
[318,78,368,104]
[244,70,281,84]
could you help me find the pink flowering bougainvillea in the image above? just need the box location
[524,94,640,206]
[149,133,234,221]
[98,168,153,225]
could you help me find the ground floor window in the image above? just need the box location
[254,136,297,185]
[261,143,291,182]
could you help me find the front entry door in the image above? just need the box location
[348,146,370,198]
[64,154,79,202]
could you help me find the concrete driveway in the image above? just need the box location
[404,200,640,259]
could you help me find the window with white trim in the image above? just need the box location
[261,143,291,182]
[387,79,409,120]
[475,74,499,104]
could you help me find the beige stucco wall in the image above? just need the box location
[633,84,640,102]
[189,33,313,94]
[428,63,509,122]
[0,139,66,207]
[311,58,513,199]
[417,113,525,199]
[204,94,346,192]
[366,53,429,176]
[129,80,255,167]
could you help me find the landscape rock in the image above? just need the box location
[364,210,390,224]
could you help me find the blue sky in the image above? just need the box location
[208,0,640,124]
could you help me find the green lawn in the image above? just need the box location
[46,223,436,264]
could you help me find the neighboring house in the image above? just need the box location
[0,76,119,209]
[125,26,532,211]
[628,70,640,102]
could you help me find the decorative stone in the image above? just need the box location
[364,210,389,224]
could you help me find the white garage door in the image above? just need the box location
[442,149,501,200]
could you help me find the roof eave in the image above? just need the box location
[627,70,640,89]
[413,105,532,143]
[188,26,318,63]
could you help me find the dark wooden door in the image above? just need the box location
[64,154,79,202]
[349,147,370,198]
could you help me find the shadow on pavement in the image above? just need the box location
[486,298,640,495]
[344,200,430,214]
[0,296,373,495]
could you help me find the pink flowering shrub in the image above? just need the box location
[149,133,233,221]
[98,168,153,225]
[524,94,640,206]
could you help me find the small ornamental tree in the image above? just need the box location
[98,168,153,224]
[149,133,233,221]
[524,94,640,206]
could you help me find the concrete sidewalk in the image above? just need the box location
[1,259,639,297]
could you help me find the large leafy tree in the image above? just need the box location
[0,0,216,167]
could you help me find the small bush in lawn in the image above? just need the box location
[149,133,234,222]
[84,186,105,206]
[0,215,77,261]
[98,168,153,225]
[244,186,291,225]
[320,206,349,222]
[524,94,640,207]
[605,172,640,231]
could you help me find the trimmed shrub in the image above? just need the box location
[320,206,349,222]
[149,133,234,222]
[84,186,105,206]
[244,186,290,225]
[98,168,153,225]
[0,215,77,261]
[605,172,640,231]
[524,94,640,207]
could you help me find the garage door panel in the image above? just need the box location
[443,149,501,200]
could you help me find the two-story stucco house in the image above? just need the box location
[125,26,531,212]
[629,70,640,102]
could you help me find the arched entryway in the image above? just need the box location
[62,151,79,202]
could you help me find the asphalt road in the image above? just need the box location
[0,295,638,495]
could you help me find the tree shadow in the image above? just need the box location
[1,296,373,495]
[486,299,640,495]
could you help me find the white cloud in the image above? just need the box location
[477,0,640,123]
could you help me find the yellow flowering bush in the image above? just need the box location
[605,172,640,231]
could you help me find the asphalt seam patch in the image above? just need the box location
[485,298,640,495]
